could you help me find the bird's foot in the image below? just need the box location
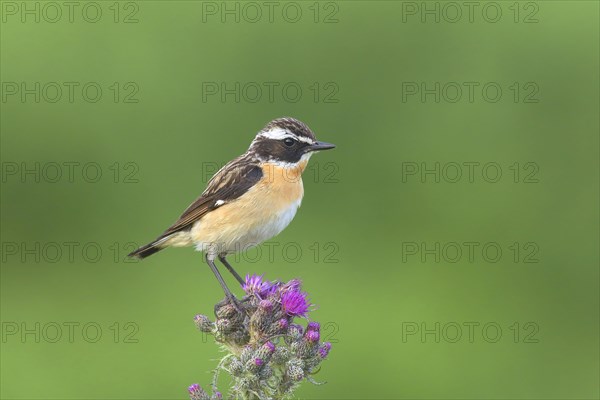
[226,293,247,316]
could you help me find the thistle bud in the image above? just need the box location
[216,318,235,334]
[215,303,237,319]
[305,330,320,343]
[265,341,276,352]
[194,315,214,333]
[272,346,290,364]
[259,364,273,379]
[240,345,254,363]
[318,342,332,359]
[225,329,250,347]
[280,279,302,293]
[229,359,244,377]
[286,364,304,382]
[246,357,265,373]
[306,321,320,332]
[265,317,289,336]
[295,330,319,358]
[252,340,276,365]
[258,299,273,312]
[188,383,209,400]
[295,341,317,358]
[278,318,289,330]
[288,323,304,339]
[250,299,277,339]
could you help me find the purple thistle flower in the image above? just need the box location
[306,321,320,332]
[190,275,332,398]
[243,274,272,296]
[188,384,201,394]
[188,383,208,399]
[318,342,332,358]
[281,290,310,317]
[306,330,320,342]
[278,318,289,330]
[264,341,276,352]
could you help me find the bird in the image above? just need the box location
[128,117,335,304]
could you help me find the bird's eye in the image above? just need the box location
[283,138,295,147]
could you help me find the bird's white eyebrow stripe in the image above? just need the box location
[215,200,225,206]
[258,127,314,144]
[258,127,288,140]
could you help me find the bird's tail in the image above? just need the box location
[128,239,165,259]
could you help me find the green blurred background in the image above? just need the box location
[1,1,598,399]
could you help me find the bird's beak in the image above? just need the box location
[307,141,336,152]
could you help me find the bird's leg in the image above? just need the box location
[218,254,245,286]
[205,254,243,313]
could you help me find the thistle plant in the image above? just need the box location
[189,275,332,400]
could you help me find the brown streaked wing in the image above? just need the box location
[159,156,262,238]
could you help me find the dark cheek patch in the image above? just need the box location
[255,140,303,163]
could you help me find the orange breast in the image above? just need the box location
[259,160,307,204]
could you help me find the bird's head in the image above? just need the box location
[249,117,335,165]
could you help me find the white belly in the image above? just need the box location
[230,198,301,251]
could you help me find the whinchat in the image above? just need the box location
[129,117,335,303]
